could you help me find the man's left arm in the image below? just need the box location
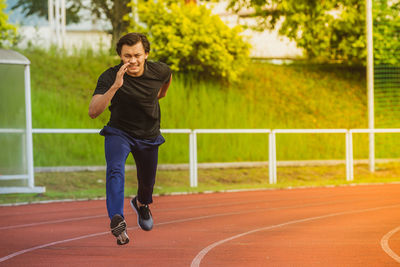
[158,74,172,99]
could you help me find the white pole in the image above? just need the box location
[189,131,195,187]
[349,131,354,181]
[55,0,61,47]
[273,132,277,183]
[366,0,375,172]
[268,132,274,184]
[48,0,54,44]
[24,65,35,188]
[345,131,350,181]
[61,0,66,48]
[345,131,354,181]
[193,131,198,187]
[131,0,139,25]
[271,131,277,184]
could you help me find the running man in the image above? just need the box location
[88,33,172,245]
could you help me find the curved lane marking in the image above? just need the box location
[381,226,400,263]
[2,201,399,264]
[0,210,252,263]
[0,200,348,263]
[191,204,400,267]
[0,215,107,230]
[0,199,348,231]
[0,231,109,263]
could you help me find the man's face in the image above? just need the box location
[120,42,148,77]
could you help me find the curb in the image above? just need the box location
[34,158,400,173]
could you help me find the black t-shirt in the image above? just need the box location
[93,61,172,139]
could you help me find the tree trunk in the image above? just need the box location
[94,0,130,52]
[110,0,128,51]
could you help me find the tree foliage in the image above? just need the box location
[0,0,18,48]
[89,0,131,49]
[11,0,131,49]
[11,0,81,24]
[228,0,400,65]
[373,0,400,65]
[127,0,250,82]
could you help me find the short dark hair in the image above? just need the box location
[116,33,150,55]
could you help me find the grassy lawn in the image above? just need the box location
[2,162,400,205]
[3,48,398,205]
[17,47,377,167]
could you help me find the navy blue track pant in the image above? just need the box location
[100,126,165,219]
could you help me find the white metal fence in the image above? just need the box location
[33,128,400,187]
[2,128,400,190]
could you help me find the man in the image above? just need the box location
[89,33,172,245]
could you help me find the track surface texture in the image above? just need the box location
[2,184,400,266]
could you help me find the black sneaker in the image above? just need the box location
[130,197,153,231]
[110,214,129,245]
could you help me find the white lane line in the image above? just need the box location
[0,199,347,231]
[0,211,251,263]
[0,200,347,263]
[0,231,109,263]
[0,200,264,230]
[381,226,400,263]
[0,214,107,230]
[191,204,400,267]
[1,201,396,264]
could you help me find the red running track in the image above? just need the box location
[1,184,400,266]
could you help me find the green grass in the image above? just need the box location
[2,162,400,205]
[15,47,381,168]
[4,47,400,203]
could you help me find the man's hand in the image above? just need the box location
[113,62,130,89]
[88,62,131,119]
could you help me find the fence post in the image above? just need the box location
[346,131,350,181]
[366,0,375,173]
[194,131,198,187]
[25,65,35,188]
[273,131,277,183]
[348,130,354,181]
[269,131,277,184]
[189,131,194,187]
[189,130,198,187]
[268,132,273,184]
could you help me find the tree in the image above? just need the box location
[89,0,131,49]
[373,0,400,65]
[228,0,400,65]
[0,0,18,48]
[128,0,250,82]
[11,0,132,49]
[11,0,81,24]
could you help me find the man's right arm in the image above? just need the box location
[88,62,129,119]
[88,85,120,119]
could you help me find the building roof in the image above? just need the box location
[0,49,30,65]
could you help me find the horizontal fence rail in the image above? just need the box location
[0,129,25,133]
[31,128,197,186]
[192,129,272,186]
[2,128,400,188]
[32,129,193,134]
[348,129,400,181]
[270,129,349,184]
[32,128,100,134]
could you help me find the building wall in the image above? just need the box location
[208,1,303,59]
[14,26,111,52]
[63,30,111,51]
